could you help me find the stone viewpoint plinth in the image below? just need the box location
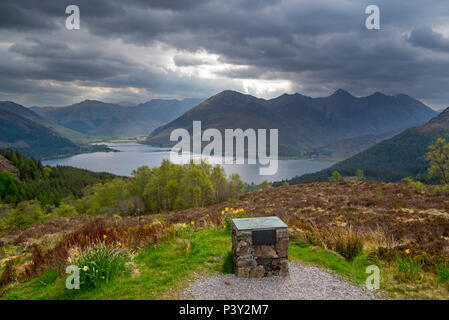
[232,216,289,278]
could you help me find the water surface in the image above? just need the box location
[43,142,334,184]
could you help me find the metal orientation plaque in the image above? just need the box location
[252,229,276,245]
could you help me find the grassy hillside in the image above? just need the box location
[1,181,448,299]
[1,227,373,300]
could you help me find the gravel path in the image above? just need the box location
[184,263,376,300]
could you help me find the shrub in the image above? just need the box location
[404,177,426,194]
[2,201,47,230]
[331,171,342,182]
[356,169,364,181]
[260,180,271,189]
[69,241,130,289]
[0,259,17,286]
[426,137,449,184]
[222,207,246,231]
[23,217,167,281]
[52,204,78,217]
[294,222,364,261]
[333,228,364,261]
[302,223,326,248]
[396,255,422,282]
[432,184,449,196]
[436,261,449,283]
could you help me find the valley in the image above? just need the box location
[2,0,449,304]
[42,142,335,184]
[1,89,448,301]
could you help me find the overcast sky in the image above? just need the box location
[0,0,448,109]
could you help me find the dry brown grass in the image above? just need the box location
[1,181,448,285]
[20,216,170,281]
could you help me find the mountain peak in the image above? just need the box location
[212,90,248,99]
[203,90,264,108]
[394,93,412,99]
[330,89,353,98]
[78,99,104,104]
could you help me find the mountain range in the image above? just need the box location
[287,106,449,183]
[0,98,203,159]
[145,89,437,158]
[33,98,204,137]
[0,90,440,162]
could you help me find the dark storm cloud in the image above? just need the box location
[0,0,126,31]
[407,27,449,53]
[4,38,132,82]
[0,0,449,107]
[0,37,225,101]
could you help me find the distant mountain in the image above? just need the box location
[34,98,203,137]
[146,90,437,158]
[0,108,82,159]
[0,102,112,159]
[0,101,44,123]
[0,101,90,144]
[288,107,449,184]
[117,101,136,107]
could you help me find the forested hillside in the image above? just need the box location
[286,107,449,184]
[0,149,115,206]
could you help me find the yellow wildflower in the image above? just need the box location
[221,211,225,215]
[191,221,195,225]
[103,235,107,239]
[225,207,229,211]
[118,242,122,247]
[405,249,410,254]
[67,257,71,263]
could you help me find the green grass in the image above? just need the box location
[2,228,232,300]
[2,229,372,300]
[396,256,422,282]
[289,241,370,284]
[436,261,449,283]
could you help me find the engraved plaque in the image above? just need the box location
[252,229,276,245]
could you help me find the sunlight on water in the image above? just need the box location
[43,142,334,184]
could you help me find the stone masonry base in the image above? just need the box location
[232,227,289,278]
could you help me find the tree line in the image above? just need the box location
[0,149,246,229]
[0,149,115,206]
